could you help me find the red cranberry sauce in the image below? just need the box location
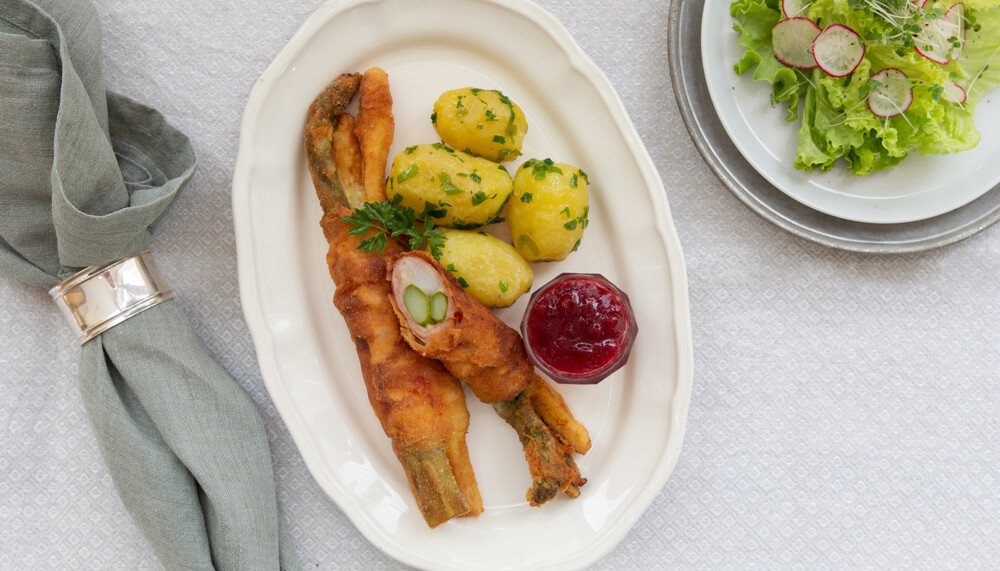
[526,276,630,375]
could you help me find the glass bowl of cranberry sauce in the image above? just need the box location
[520,273,637,385]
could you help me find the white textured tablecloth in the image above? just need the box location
[3,0,1000,568]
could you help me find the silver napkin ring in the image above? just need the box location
[49,250,174,345]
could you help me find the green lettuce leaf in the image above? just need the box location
[732,0,805,120]
[960,4,1000,105]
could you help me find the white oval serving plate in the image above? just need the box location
[233,0,693,568]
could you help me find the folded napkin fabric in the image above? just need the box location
[0,0,296,568]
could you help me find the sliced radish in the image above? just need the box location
[867,68,913,117]
[946,3,966,61]
[913,4,964,64]
[812,24,865,77]
[771,17,822,69]
[782,0,809,19]
[942,81,967,103]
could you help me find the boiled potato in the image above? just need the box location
[507,158,589,262]
[386,143,512,228]
[435,228,533,308]
[432,87,527,163]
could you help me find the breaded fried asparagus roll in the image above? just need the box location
[322,210,483,527]
[389,251,591,505]
[390,252,532,404]
[305,70,482,528]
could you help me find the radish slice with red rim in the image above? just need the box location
[867,68,913,117]
[946,3,966,62]
[812,24,865,77]
[942,81,967,104]
[913,4,963,64]
[781,0,809,19]
[772,17,822,69]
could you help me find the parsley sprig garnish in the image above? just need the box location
[342,196,447,259]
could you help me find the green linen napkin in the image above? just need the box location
[0,0,296,568]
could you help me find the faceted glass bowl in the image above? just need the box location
[520,272,638,385]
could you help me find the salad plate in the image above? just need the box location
[701,0,1000,225]
[232,0,693,569]
[672,0,1000,252]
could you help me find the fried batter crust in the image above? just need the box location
[331,113,364,205]
[355,67,394,204]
